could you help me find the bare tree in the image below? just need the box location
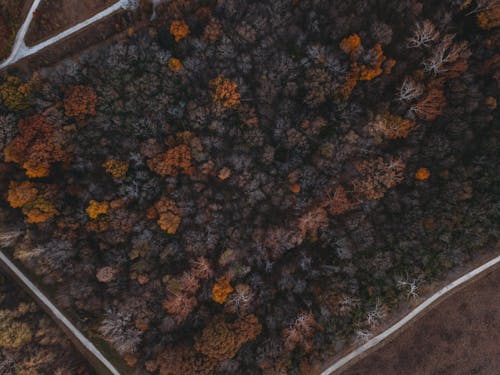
[0,231,22,248]
[407,20,440,48]
[423,34,470,75]
[366,300,386,328]
[98,308,142,355]
[354,329,372,345]
[396,276,420,300]
[397,77,424,102]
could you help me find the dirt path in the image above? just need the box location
[0,0,133,69]
[25,0,118,45]
[324,259,500,375]
[0,249,121,375]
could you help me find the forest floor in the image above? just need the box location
[336,264,500,375]
[25,0,118,46]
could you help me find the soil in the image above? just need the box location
[0,0,33,60]
[25,0,118,46]
[340,267,500,375]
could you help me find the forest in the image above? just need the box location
[0,0,499,374]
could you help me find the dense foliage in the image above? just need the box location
[0,0,498,373]
[0,272,93,374]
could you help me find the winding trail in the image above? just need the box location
[0,0,134,69]
[321,253,500,375]
[0,250,121,375]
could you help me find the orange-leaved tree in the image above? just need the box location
[147,196,181,234]
[209,75,241,109]
[170,20,190,42]
[6,180,58,223]
[212,277,233,304]
[102,159,129,180]
[3,114,70,178]
[147,144,193,177]
[338,34,392,100]
[63,85,97,120]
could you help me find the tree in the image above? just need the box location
[147,145,193,177]
[102,159,129,179]
[3,114,70,178]
[423,34,470,75]
[338,35,390,100]
[157,345,216,375]
[163,293,197,321]
[147,197,181,234]
[0,310,32,349]
[63,85,97,120]
[22,198,58,223]
[410,87,446,121]
[209,75,241,109]
[212,277,234,304]
[282,312,321,352]
[86,200,109,219]
[170,20,190,42]
[7,181,38,208]
[367,113,418,142]
[353,157,406,200]
[194,314,262,361]
[0,76,33,111]
[407,20,439,48]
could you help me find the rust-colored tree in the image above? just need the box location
[147,197,181,234]
[102,159,129,179]
[410,87,446,121]
[7,181,38,208]
[209,75,241,109]
[162,293,197,321]
[147,144,193,177]
[282,312,322,352]
[212,277,233,304]
[338,35,391,100]
[63,85,97,120]
[322,186,359,216]
[3,114,70,178]
[157,345,216,375]
[22,198,58,224]
[353,157,406,200]
[194,314,262,361]
[367,113,418,142]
